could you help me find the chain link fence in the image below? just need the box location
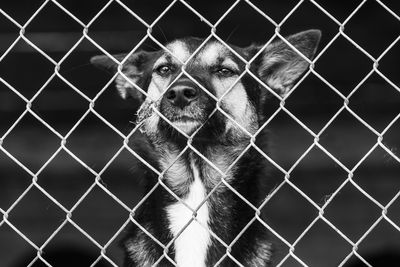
[1,0,400,266]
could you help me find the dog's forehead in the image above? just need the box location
[165,40,191,62]
[197,42,230,65]
[164,39,233,65]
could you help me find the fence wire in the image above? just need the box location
[0,0,400,266]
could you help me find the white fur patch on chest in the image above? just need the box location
[166,163,211,267]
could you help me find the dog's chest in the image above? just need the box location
[165,163,211,267]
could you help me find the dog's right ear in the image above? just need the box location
[245,30,321,97]
[90,51,157,101]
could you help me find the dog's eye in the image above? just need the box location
[216,67,235,77]
[156,65,172,76]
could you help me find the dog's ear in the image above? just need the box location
[248,29,321,97]
[90,51,157,101]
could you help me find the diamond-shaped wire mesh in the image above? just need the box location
[1,0,400,266]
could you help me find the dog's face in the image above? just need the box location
[92,30,320,144]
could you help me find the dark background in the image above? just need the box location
[1,0,400,266]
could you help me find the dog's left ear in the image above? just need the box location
[248,29,321,97]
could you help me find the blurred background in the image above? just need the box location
[1,0,400,266]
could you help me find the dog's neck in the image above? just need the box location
[125,133,271,266]
[157,142,247,193]
[144,138,271,266]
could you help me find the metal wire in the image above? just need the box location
[0,0,399,266]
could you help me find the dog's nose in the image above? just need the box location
[165,86,199,109]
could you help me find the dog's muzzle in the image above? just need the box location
[159,77,211,135]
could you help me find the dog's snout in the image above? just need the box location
[165,86,199,109]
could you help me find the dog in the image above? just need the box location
[91,29,320,267]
